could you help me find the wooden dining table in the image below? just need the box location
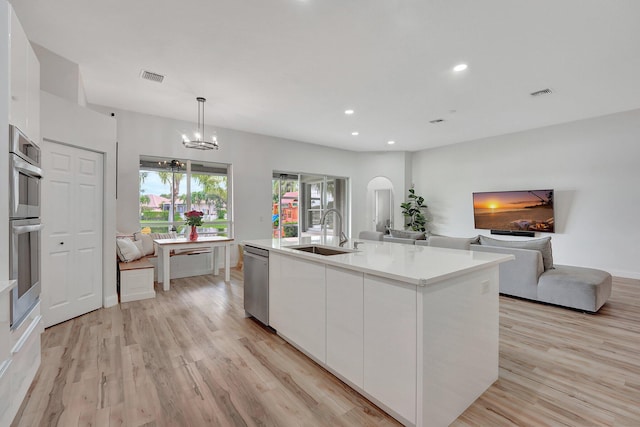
[153,236,234,291]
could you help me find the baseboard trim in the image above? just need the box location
[104,294,119,308]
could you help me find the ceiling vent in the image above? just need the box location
[429,119,445,124]
[530,88,553,97]
[140,70,165,83]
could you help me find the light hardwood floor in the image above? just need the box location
[11,272,640,426]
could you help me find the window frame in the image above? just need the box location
[139,156,233,237]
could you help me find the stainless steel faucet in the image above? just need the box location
[320,208,348,247]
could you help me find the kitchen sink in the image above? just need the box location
[289,245,353,256]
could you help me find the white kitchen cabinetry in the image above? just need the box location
[9,5,40,142]
[26,45,40,142]
[0,282,14,427]
[269,253,326,363]
[326,266,364,388]
[250,236,510,427]
[0,359,12,427]
[363,274,417,425]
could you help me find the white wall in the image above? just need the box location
[41,91,118,306]
[109,108,408,245]
[31,43,86,105]
[412,108,640,279]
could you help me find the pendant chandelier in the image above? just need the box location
[157,159,185,171]
[182,97,219,150]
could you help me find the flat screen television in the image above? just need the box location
[473,189,554,233]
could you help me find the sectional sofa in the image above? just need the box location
[406,234,612,313]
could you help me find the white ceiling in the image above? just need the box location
[11,0,640,152]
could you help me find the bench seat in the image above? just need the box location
[119,257,155,302]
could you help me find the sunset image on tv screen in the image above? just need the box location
[473,190,554,233]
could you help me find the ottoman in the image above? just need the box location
[537,265,612,313]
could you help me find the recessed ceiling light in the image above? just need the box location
[453,63,468,72]
[351,131,359,136]
[344,109,355,115]
[387,140,395,145]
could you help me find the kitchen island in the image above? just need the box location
[242,236,513,427]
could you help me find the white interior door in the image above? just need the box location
[42,141,103,327]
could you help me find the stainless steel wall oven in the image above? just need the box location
[10,219,42,328]
[9,124,42,329]
[9,125,41,219]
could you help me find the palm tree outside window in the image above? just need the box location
[139,156,232,237]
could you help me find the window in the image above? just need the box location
[139,156,232,237]
[272,172,348,238]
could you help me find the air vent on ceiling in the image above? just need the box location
[140,70,165,83]
[530,88,553,97]
[429,119,445,124]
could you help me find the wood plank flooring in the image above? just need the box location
[11,272,640,426]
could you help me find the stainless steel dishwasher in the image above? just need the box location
[243,245,269,326]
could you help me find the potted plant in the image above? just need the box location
[400,187,428,232]
[185,210,204,241]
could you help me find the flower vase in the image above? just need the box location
[189,226,198,241]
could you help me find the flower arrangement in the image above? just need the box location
[185,210,204,227]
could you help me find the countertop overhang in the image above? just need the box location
[242,236,514,287]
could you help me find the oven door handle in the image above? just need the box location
[12,223,43,234]
[12,155,43,179]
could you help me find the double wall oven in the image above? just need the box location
[9,125,43,329]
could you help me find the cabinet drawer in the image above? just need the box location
[11,302,41,349]
[0,360,12,426]
[11,315,42,412]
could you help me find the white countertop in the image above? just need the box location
[0,280,17,296]
[242,236,513,287]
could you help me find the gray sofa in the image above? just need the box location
[382,229,426,245]
[414,234,611,313]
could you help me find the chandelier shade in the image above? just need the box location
[182,97,219,150]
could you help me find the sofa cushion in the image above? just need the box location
[116,237,144,262]
[389,229,426,240]
[537,265,612,312]
[383,235,417,245]
[479,235,554,271]
[427,235,477,250]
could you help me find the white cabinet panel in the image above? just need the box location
[9,5,40,142]
[26,45,40,143]
[9,7,28,133]
[326,266,363,388]
[269,253,326,363]
[418,268,499,427]
[0,282,14,363]
[11,314,43,419]
[0,360,12,427]
[364,274,417,424]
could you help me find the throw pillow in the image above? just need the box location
[479,235,554,270]
[133,231,155,256]
[148,232,178,256]
[116,237,143,262]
